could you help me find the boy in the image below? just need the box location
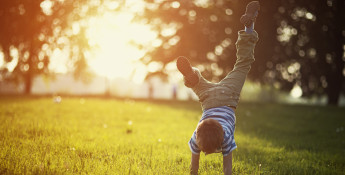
[176,1,260,174]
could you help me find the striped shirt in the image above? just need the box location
[188,106,237,156]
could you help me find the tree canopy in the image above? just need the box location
[139,0,345,105]
[0,0,97,93]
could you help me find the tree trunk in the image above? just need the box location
[327,0,345,106]
[24,43,34,95]
[24,73,32,94]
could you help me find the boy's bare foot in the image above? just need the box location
[177,56,199,87]
[240,1,260,27]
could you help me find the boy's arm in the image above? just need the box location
[223,152,233,175]
[190,153,200,175]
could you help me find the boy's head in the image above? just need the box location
[196,118,224,154]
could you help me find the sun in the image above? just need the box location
[85,9,157,82]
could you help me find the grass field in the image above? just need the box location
[0,96,345,174]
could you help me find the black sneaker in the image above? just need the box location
[176,56,199,87]
[240,1,260,27]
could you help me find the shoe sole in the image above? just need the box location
[240,1,260,27]
[176,56,199,86]
[177,56,194,76]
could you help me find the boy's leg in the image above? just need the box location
[219,1,259,95]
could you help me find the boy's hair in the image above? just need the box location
[196,118,224,153]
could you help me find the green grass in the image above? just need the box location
[0,97,344,174]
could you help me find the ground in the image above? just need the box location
[0,96,344,174]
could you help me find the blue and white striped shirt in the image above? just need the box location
[188,106,237,156]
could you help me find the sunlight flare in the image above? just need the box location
[290,84,303,98]
[86,10,157,82]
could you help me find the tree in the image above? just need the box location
[0,1,53,94]
[0,0,95,94]
[139,0,244,82]
[139,0,344,105]
[265,0,345,105]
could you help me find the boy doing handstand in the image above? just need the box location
[176,1,260,174]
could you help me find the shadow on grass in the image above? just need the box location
[235,103,345,153]
[233,102,345,174]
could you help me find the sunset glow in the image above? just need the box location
[85,4,157,82]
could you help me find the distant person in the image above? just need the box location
[172,84,177,100]
[148,81,154,99]
[176,2,260,174]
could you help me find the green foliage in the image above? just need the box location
[0,97,344,174]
